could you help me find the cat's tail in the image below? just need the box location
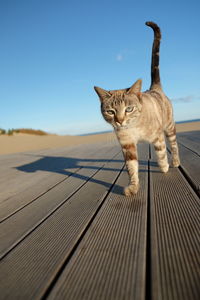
[145,21,162,89]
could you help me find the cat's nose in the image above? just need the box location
[115,116,124,125]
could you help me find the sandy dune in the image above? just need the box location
[0,132,116,155]
[175,121,200,133]
[0,121,199,155]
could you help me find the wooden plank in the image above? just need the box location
[0,152,124,299]
[0,144,94,207]
[178,143,200,196]
[0,145,121,258]
[177,131,200,155]
[0,142,118,221]
[150,147,200,300]
[0,144,87,188]
[47,143,149,300]
[178,130,200,143]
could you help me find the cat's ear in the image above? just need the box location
[94,86,111,101]
[127,79,142,95]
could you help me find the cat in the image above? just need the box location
[94,21,180,196]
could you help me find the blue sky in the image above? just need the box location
[0,0,200,135]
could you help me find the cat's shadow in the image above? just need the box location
[15,155,159,196]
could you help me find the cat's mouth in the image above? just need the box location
[115,123,129,130]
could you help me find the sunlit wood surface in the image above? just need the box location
[0,131,199,300]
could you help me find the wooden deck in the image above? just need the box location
[0,131,199,300]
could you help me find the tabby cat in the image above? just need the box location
[94,21,180,196]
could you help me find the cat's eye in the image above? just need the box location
[106,110,115,115]
[125,106,134,113]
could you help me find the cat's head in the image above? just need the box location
[94,79,142,129]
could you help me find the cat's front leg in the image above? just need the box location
[122,143,139,196]
[153,134,169,173]
[165,126,180,167]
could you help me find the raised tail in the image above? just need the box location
[145,21,162,89]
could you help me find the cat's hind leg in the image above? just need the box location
[122,143,139,196]
[165,125,180,167]
[153,134,169,173]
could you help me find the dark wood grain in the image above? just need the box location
[0,132,199,300]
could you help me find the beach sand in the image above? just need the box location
[0,121,199,155]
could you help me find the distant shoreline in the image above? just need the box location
[80,119,200,136]
[176,118,200,124]
[0,120,199,155]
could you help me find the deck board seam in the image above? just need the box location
[40,166,125,300]
[0,146,119,223]
[0,151,122,261]
[145,143,152,300]
[178,141,200,157]
[178,165,200,197]
[166,147,200,198]
[0,168,83,223]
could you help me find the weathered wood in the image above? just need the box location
[0,144,93,209]
[0,151,124,299]
[150,146,200,300]
[0,134,199,300]
[177,131,200,155]
[47,143,149,300]
[0,147,121,258]
[0,142,118,221]
[178,143,200,195]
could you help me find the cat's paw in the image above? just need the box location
[124,184,139,196]
[160,163,169,173]
[172,158,180,167]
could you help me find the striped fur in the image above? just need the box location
[145,21,161,89]
[94,22,180,196]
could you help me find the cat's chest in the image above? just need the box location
[116,126,146,143]
[116,127,154,143]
